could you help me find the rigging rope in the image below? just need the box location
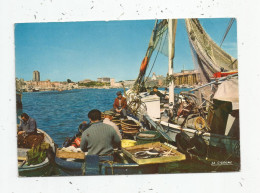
[144,30,168,84]
[220,18,235,48]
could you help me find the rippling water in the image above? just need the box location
[19,87,190,146]
[19,88,124,146]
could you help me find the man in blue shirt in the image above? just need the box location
[18,113,37,135]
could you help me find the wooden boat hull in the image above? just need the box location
[18,129,55,176]
[143,115,240,161]
[55,153,161,175]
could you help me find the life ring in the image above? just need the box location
[140,56,148,73]
[194,116,206,131]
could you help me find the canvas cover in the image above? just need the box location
[213,77,239,110]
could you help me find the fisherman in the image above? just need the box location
[76,121,91,136]
[113,91,127,119]
[62,121,91,147]
[18,113,37,135]
[103,110,122,139]
[150,86,165,100]
[80,109,121,156]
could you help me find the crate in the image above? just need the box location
[121,139,137,148]
[56,148,85,160]
[122,142,186,165]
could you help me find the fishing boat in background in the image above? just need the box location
[18,129,56,176]
[16,90,23,109]
[125,18,240,168]
[16,78,23,109]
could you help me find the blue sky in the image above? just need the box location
[15,18,237,82]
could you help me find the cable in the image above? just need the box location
[220,18,235,48]
[144,30,168,84]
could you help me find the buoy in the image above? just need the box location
[194,116,206,131]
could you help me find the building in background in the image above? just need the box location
[97,77,110,83]
[33,71,40,82]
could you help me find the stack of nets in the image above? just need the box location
[121,120,141,136]
[18,133,44,148]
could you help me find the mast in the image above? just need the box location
[168,19,177,106]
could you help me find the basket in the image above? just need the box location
[122,129,139,134]
[136,131,162,145]
[121,120,141,130]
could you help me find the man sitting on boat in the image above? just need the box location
[17,113,44,148]
[112,91,127,119]
[18,113,37,135]
[103,110,122,140]
[150,86,167,102]
[80,109,121,156]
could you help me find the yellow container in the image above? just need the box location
[121,139,137,148]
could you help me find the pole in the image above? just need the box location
[168,19,177,106]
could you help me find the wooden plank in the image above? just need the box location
[56,149,85,160]
[122,142,186,165]
[18,156,27,161]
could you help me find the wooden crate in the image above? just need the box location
[56,148,85,160]
[122,142,186,165]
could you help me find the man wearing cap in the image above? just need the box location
[18,113,37,135]
[113,91,127,119]
[103,111,122,139]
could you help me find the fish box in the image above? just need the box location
[122,142,186,165]
[56,148,85,160]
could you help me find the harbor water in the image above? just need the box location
[17,88,237,176]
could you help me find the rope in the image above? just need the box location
[144,30,168,84]
[220,18,235,48]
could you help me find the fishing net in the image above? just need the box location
[185,18,238,84]
[152,20,169,57]
[133,19,170,91]
[17,133,44,148]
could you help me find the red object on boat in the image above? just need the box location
[140,56,148,73]
[75,137,81,146]
[213,71,238,78]
[71,137,81,148]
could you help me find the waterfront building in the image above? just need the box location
[97,77,110,83]
[173,70,200,86]
[79,79,92,83]
[33,71,40,82]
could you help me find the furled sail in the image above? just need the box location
[185,19,238,84]
[133,19,168,91]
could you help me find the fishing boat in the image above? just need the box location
[55,115,186,175]
[16,90,22,109]
[55,141,185,175]
[16,79,23,109]
[125,18,240,168]
[18,128,56,176]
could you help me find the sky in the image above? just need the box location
[15,18,237,82]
